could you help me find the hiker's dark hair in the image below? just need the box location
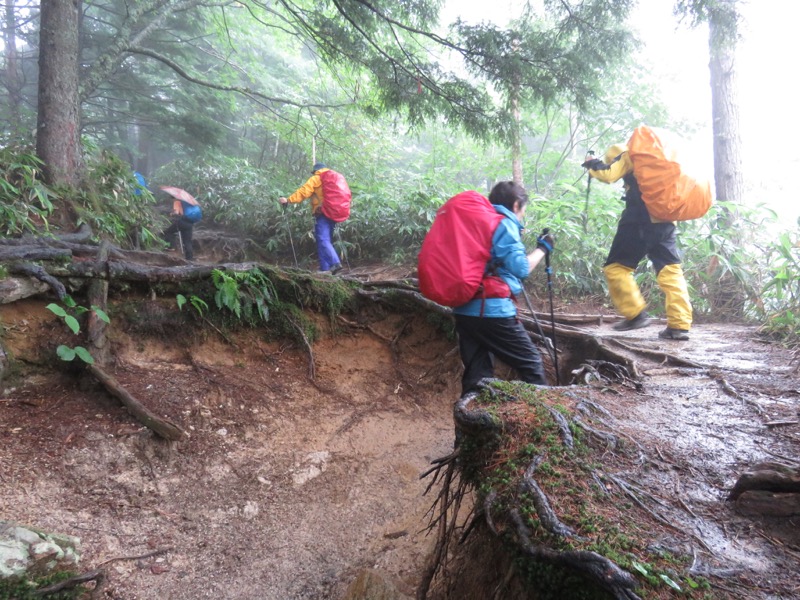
[489,181,528,212]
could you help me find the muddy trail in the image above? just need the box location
[1,266,799,599]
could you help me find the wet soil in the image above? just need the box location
[1,277,799,599]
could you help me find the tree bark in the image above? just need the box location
[3,0,23,135]
[36,0,81,186]
[0,247,72,261]
[708,5,743,208]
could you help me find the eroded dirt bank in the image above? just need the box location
[1,298,799,599]
[0,300,462,599]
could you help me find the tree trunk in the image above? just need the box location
[3,0,22,135]
[36,0,81,186]
[708,6,743,209]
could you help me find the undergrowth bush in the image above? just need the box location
[70,150,161,247]
[756,228,800,347]
[0,144,55,235]
[0,143,162,247]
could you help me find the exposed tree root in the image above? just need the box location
[519,456,578,538]
[605,337,705,369]
[7,261,68,300]
[571,359,641,390]
[418,380,646,600]
[287,314,315,380]
[507,509,641,600]
[417,449,466,600]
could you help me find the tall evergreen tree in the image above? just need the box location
[31,0,635,189]
[36,0,80,185]
[675,0,743,207]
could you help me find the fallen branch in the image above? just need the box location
[96,546,172,567]
[33,569,104,596]
[86,364,186,440]
[0,246,72,262]
[765,420,799,428]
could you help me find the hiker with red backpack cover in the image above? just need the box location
[279,162,351,274]
[418,181,554,395]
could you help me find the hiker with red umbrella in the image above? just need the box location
[161,186,202,261]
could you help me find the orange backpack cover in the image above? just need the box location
[627,126,713,221]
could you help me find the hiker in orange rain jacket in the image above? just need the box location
[279,163,350,275]
[583,144,692,341]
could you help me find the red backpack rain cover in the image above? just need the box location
[418,191,510,307]
[319,170,352,222]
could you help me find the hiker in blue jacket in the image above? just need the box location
[453,181,554,394]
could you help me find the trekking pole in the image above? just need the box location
[283,203,299,268]
[335,225,351,272]
[541,229,560,385]
[582,150,594,234]
[520,286,558,384]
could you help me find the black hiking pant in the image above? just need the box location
[164,217,195,261]
[604,220,681,273]
[454,314,548,395]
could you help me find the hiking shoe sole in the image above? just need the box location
[612,312,651,331]
[659,327,689,340]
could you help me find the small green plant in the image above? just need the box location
[46,296,110,364]
[211,267,277,324]
[176,293,209,316]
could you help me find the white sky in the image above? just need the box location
[441,0,800,225]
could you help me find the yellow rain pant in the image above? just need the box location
[657,263,692,330]
[603,263,646,320]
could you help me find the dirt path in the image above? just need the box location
[1,297,798,599]
[0,302,461,599]
[574,320,800,597]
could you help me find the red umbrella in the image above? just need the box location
[160,186,199,206]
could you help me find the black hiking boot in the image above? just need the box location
[612,311,651,331]
[330,264,343,275]
[658,327,690,341]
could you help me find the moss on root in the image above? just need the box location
[450,381,715,600]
